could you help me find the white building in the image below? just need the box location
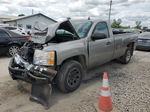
[4,13,57,32]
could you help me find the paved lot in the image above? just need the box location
[0,51,150,112]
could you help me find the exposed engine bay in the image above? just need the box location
[19,40,43,62]
[18,20,79,63]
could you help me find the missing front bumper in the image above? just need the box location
[8,57,57,109]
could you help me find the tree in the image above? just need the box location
[135,21,142,29]
[18,14,25,17]
[111,19,122,28]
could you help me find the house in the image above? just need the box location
[4,13,57,32]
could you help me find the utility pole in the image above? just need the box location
[108,0,112,24]
[32,9,34,15]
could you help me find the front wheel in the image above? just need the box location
[56,60,83,93]
[119,47,132,64]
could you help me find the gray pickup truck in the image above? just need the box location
[9,19,138,107]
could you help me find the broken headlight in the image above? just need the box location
[33,50,55,66]
[14,54,33,70]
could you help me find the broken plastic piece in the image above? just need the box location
[30,82,52,109]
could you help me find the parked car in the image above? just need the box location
[136,32,150,50]
[0,24,9,27]
[8,19,138,107]
[0,28,30,56]
[0,26,27,35]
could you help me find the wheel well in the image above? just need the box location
[127,42,135,55]
[9,43,21,48]
[61,55,87,70]
[59,55,87,80]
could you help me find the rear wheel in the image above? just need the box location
[119,47,132,64]
[56,60,83,93]
[7,45,20,57]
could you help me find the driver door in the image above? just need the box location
[89,22,114,68]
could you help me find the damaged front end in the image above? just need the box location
[8,40,57,109]
[8,20,80,109]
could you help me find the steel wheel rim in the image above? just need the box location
[126,50,131,62]
[9,46,19,56]
[67,67,81,88]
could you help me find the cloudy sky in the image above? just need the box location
[0,0,150,27]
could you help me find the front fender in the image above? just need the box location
[43,39,88,67]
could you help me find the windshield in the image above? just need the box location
[70,21,93,38]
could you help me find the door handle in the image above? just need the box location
[106,41,111,45]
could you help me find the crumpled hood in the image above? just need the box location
[31,20,79,44]
[45,23,60,43]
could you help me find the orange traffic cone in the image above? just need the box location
[98,72,113,112]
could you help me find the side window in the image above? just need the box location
[18,24,23,28]
[26,25,32,29]
[93,22,109,38]
[0,30,9,38]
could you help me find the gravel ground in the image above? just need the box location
[0,50,150,112]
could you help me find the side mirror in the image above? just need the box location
[91,33,107,40]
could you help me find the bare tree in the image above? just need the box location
[135,21,142,29]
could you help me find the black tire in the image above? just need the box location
[7,45,20,57]
[119,47,132,64]
[56,60,83,93]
